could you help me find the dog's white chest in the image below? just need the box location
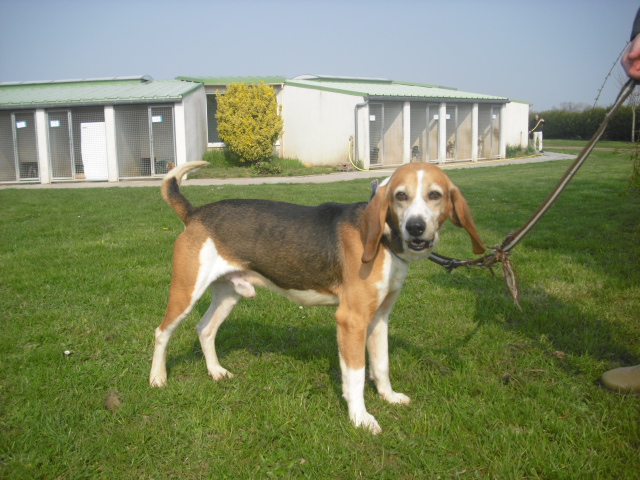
[375,251,409,303]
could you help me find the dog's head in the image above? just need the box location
[361,163,486,263]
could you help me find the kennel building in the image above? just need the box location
[0,76,207,184]
[280,76,530,169]
[183,75,529,168]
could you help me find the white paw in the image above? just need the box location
[149,372,167,387]
[380,391,411,404]
[209,366,234,380]
[351,410,382,435]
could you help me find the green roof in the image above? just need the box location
[176,76,286,85]
[285,76,509,103]
[0,77,202,109]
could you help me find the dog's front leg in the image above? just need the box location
[367,294,411,405]
[336,303,381,434]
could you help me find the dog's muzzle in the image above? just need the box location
[405,218,435,251]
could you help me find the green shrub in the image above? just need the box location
[215,82,284,163]
[251,161,283,175]
[506,143,535,158]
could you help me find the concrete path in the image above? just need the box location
[0,151,577,190]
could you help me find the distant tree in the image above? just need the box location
[556,102,591,113]
[216,82,283,163]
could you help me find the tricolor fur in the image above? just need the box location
[150,160,486,434]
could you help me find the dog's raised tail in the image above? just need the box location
[161,161,208,224]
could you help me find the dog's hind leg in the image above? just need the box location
[150,236,218,387]
[196,279,241,380]
[150,290,202,387]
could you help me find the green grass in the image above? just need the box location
[544,139,635,150]
[190,149,336,179]
[1,151,639,479]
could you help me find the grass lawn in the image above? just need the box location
[544,139,635,150]
[189,149,336,179]
[1,151,638,479]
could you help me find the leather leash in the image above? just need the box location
[428,78,638,306]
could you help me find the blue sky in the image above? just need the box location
[0,0,637,111]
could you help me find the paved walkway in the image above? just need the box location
[0,151,576,190]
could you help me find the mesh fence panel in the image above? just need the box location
[490,105,501,157]
[0,111,17,181]
[478,104,492,159]
[369,103,383,165]
[457,104,473,161]
[382,102,403,166]
[426,104,439,162]
[150,106,175,175]
[409,103,427,163]
[445,105,458,161]
[48,110,72,179]
[116,105,150,177]
[116,104,175,177]
[14,112,38,180]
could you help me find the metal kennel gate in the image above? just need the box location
[369,103,383,166]
[115,105,176,178]
[408,103,500,163]
[445,105,458,161]
[409,103,439,163]
[478,104,501,159]
[48,107,107,181]
[0,110,39,182]
[368,101,404,166]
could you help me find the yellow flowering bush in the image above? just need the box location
[215,82,283,163]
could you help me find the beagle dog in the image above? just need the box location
[150,161,486,434]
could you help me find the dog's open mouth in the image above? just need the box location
[408,239,433,251]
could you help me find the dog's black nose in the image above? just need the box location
[406,218,426,237]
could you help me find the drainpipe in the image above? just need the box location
[354,100,369,169]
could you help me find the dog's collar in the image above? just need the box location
[382,240,406,262]
[381,225,407,263]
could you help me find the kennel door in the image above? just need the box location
[81,122,108,180]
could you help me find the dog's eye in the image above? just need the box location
[428,191,442,200]
[395,191,408,201]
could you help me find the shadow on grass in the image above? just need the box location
[162,315,351,406]
[432,268,639,371]
[161,266,638,401]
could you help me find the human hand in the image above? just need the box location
[622,34,640,80]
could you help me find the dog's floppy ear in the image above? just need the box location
[361,183,389,263]
[448,183,487,254]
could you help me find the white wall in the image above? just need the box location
[178,85,207,165]
[281,86,363,165]
[503,101,530,148]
